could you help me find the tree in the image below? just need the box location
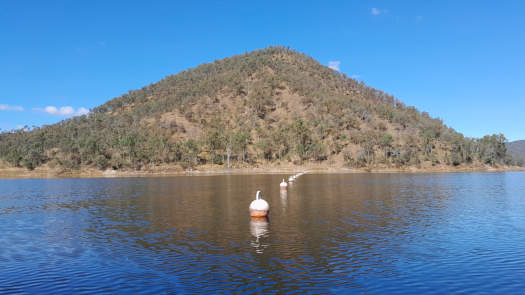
[205,122,226,165]
[233,130,251,163]
[308,140,326,162]
[183,139,199,168]
[420,129,435,156]
[380,134,393,162]
[292,120,311,161]
[270,126,290,161]
[362,131,378,165]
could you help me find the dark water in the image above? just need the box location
[1,172,525,294]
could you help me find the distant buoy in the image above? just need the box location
[249,190,269,217]
[280,179,288,190]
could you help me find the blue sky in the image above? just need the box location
[1,1,524,141]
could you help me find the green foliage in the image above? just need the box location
[233,130,251,162]
[477,134,507,165]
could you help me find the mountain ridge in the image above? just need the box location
[506,140,525,165]
[0,46,519,171]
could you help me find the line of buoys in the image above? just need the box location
[288,171,307,183]
[249,171,310,218]
[285,170,307,185]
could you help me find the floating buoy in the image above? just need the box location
[280,179,288,190]
[249,190,269,217]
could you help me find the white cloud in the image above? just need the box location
[328,61,341,72]
[371,8,388,16]
[76,107,89,115]
[34,106,90,116]
[47,106,73,115]
[0,104,24,111]
[351,74,361,80]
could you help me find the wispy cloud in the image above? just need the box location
[33,106,90,116]
[351,74,361,80]
[371,8,388,16]
[0,104,24,111]
[328,61,341,72]
[76,107,90,115]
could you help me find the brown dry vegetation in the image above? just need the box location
[0,46,519,173]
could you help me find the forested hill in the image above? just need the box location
[506,140,525,165]
[0,46,518,171]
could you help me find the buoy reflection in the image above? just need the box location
[280,190,287,210]
[250,216,269,254]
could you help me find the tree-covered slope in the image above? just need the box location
[0,46,517,170]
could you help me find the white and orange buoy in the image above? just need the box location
[249,190,269,217]
[280,179,288,190]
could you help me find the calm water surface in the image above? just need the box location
[1,172,525,294]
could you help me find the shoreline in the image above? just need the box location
[0,164,524,179]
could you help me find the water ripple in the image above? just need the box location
[1,173,525,293]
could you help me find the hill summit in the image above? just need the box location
[0,46,517,171]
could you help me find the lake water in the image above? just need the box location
[1,172,524,294]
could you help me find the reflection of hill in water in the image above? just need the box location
[79,174,457,284]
